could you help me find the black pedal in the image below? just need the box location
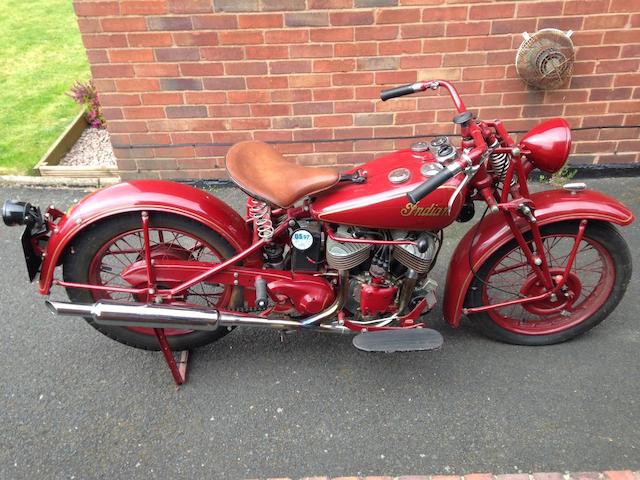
[353,328,443,353]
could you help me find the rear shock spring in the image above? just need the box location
[249,198,274,240]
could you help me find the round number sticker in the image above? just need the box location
[291,229,314,250]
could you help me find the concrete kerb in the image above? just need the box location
[0,175,121,189]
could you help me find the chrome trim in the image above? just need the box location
[411,82,424,92]
[388,167,411,184]
[563,182,586,194]
[398,269,419,314]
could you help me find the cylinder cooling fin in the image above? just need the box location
[325,227,438,274]
[325,227,372,270]
[391,231,436,274]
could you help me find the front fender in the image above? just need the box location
[443,188,635,327]
[39,180,252,294]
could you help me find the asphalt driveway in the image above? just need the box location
[0,177,638,479]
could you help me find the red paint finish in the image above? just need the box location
[413,80,467,113]
[443,188,635,327]
[360,282,398,316]
[311,149,465,230]
[268,277,335,314]
[86,222,234,337]
[154,328,185,386]
[38,180,253,294]
[120,260,335,315]
[519,118,571,174]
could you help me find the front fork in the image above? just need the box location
[463,201,588,316]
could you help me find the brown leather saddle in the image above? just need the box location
[225,141,340,208]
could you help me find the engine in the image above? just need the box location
[324,226,439,319]
[326,227,437,273]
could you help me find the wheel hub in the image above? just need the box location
[129,245,192,302]
[520,268,582,315]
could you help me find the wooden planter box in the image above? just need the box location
[34,110,119,178]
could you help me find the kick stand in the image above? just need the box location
[154,328,190,386]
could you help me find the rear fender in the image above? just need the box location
[443,188,635,327]
[39,180,253,294]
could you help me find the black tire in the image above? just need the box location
[465,221,632,346]
[62,212,242,351]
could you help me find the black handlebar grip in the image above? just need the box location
[380,84,416,101]
[407,166,457,204]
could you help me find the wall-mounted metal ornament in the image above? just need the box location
[516,29,575,90]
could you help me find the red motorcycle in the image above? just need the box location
[3,80,635,384]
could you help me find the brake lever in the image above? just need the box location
[446,146,493,214]
[447,163,480,214]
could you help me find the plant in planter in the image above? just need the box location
[66,79,105,128]
[35,79,117,177]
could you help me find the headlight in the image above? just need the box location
[520,118,571,173]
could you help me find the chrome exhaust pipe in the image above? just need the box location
[46,300,220,331]
[45,299,351,334]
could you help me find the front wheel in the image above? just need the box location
[465,221,632,345]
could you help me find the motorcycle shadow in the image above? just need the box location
[185,319,489,382]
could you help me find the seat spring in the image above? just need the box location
[249,198,274,240]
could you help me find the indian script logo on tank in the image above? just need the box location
[400,203,448,217]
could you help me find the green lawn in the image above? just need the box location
[0,0,89,174]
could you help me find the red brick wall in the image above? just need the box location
[73,0,640,179]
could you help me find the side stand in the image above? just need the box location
[154,328,189,386]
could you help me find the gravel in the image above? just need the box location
[59,127,117,167]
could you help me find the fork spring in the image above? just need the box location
[488,140,510,181]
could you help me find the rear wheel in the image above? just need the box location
[465,221,632,345]
[62,213,241,351]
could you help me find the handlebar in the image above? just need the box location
[380,80,467,113]
[380,83,420,101]
[380,80,492,204]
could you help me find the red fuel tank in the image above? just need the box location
[310,149,465,230]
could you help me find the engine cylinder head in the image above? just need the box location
[391,231,436,274]
[326,227,372,270]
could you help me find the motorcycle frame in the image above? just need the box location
[55,204,304,301]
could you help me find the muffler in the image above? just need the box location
[45,299,347,333]
[46,300,221,331]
